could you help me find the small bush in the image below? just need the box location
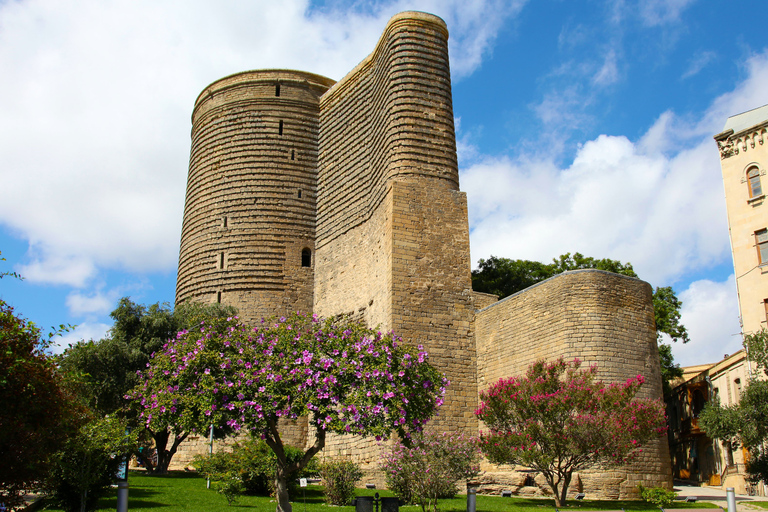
[193,437,318,502]
[638,485,677,508]
[319,459,363,505]
[380,431,481,512]
[45,416,137,512]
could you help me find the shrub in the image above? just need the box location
[319,459,363,505]
[380,431,481,512]
[193,438,318,502]
[45,416,137,512]
[638,485,677,508]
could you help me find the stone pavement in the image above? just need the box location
[674,484,765,511]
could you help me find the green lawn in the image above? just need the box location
[40,472,719,512]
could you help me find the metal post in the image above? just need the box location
[116,481,128,512]
[207,424,214,489]
[466,483,477,512]
[726,487,737,512]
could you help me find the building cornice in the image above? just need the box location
[714,121,768,160]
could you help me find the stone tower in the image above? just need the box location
[173,11,672,498]
[176,70,335,324]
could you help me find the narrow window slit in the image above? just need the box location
[301,248,311,267]
[219,252,225,269]
[217,291,222,303]
[291,149,295,160]
[223,216,228,228]
[275,83,280,97]
[298,189,302,198]
[279,120,283,136]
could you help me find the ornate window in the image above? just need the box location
[748,167,763,198]
[757,229,768,264]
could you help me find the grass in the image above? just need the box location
[40,471,720,512]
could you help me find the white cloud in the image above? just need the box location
[681,50,716,80]
[463,130,730,285]
[53,321,112,355]
[17,253,96,287]
[592,49,619,86]
[66,288,119,316]
[465,48,768,290]
[669,276,742,367]
[639,0,697,26]
[0,0,520,287]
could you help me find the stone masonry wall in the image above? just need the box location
[313,11,475,475]
[475,270,673,498]
[177,70,334,324]
[172,11,674,496]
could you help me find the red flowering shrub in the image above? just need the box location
[476,358,666,507]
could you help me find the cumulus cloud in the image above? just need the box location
[669,276,742,367]
[66,288,119,316]
[0,0,520,289]
[53,321,112,355]
[464,48,768,290]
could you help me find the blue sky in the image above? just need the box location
[1,0,767,366]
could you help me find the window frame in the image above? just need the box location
[747,166,764,200]
[757,229,768,265]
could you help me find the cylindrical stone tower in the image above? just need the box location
[176,70,336,324]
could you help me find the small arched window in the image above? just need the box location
[748,167,763,198]
[301,248,311,268]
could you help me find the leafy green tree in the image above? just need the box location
[471,256,552,299]
[744,329,768,376]
[700,380,768,483]
[1,253,84,509]
[471,253,686,392]
[130,313,447,512]
[476,359,667,507]
[58,297,237,473]
[45,416,137,512]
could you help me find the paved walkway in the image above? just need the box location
[674,484,765,511]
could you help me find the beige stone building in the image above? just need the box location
[173,11,672,498]
[667,350,760,494]
[715,104,768,335]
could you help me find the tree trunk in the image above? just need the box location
[274,465,293,512]
[153,428,171,474]
[151,428,187,474]
[558,472,571,509]
[264,419,326,512]
[543,467,573,508]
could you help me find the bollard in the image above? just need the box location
[355,496,374,512]
[726,487,737,512]
[467,483,478,512]
[116,481,128,512]
[380,497,399,512]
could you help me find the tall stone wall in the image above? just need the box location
[171,11,674,496]
[313,11,476,466]
[475,270,673,498]
[176,70,335,324]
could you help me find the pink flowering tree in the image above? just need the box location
[476,359,666,507]
[129,313,447,512]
